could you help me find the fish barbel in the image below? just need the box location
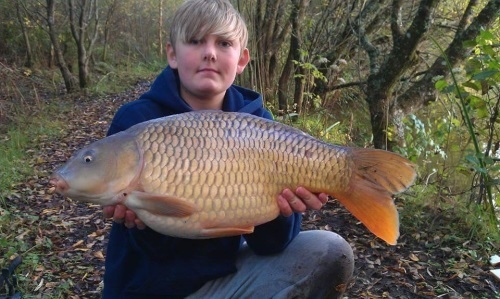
[50,111,416,245]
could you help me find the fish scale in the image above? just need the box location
[51,111,417,245]
[134,112,351,234]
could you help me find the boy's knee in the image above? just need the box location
[295,230,354,297]
[302,230,353,271]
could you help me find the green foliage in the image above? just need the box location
[393,114,448,162]
[401,184,500,246]
[292,51,329,112]
[279,109,348,145]
[434,29,500,225]
[391,30,500,244]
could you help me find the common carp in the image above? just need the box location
[50,111,416,245]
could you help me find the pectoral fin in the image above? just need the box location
[199,226,255,238]
[125,191,197,217]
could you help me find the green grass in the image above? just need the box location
[0,112,64,204]
[277,109,352,146]
[400,184,500,247]
[91,60,165,94]
[0,131,29,198]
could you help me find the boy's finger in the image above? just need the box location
[295,187,323,210]
[102,206,115,218]
[135,219,147,230]
[282,188,307,213]
[124,210,137,228]
[112,204,127,223]
[318,193,329,205]
[277,194,293,217]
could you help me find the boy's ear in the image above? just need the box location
[166,43,178,69]
[236,48,250,74]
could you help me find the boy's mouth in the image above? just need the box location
[198,68,218,73]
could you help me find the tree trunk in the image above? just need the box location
[68,0,99,89]
[159,0,164,58]
[46,0,77,93]
[251,0,290,100]
[358,0,440,149]
[367,94,391,149]
[101,0,119,62]
[16,2,33,68]
[277,53,293,113]
[291,0,309,115]
[313,0,391,101]
[277,0,309,113]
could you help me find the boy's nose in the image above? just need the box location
[204,52,216,61]
[203,44,217,61]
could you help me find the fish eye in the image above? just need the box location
[81,149,95,164]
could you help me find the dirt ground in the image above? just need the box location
[3,82,499,298]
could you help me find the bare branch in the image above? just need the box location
[352,0,387,74]
[390,0,404,41]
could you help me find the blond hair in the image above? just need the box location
[169,0,248,50]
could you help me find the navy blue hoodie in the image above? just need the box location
[102,66,302,298]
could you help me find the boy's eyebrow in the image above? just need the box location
[188,32,239,42]
[215,34,238,41]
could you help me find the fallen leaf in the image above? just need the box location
[72,239,84,248]
[94,250,105,260]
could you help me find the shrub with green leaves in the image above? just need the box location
[434,29,500,225]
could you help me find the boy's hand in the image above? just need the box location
[103,205,146,229]
[277,187,328,217]
[103,188,327,228]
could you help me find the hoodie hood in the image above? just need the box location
[144,66,266,115]
[107,66,271,136]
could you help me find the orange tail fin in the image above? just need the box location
[334,148,417,245]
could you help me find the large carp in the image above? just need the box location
[50,111,416,245]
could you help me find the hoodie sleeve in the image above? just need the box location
[243,213,302,255]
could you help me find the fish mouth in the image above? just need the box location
[49,172,121,203]
[49,174,70,195]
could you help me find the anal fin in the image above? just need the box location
[198,226,255,238]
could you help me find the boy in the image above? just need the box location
[102,0,354,298]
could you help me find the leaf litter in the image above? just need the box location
[1,81,499,298]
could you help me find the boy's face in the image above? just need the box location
[167,34,249,109]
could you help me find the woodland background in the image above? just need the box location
[0,0,499,297]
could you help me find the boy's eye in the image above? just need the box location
[219,41,232,47]
[189,39,201,45]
